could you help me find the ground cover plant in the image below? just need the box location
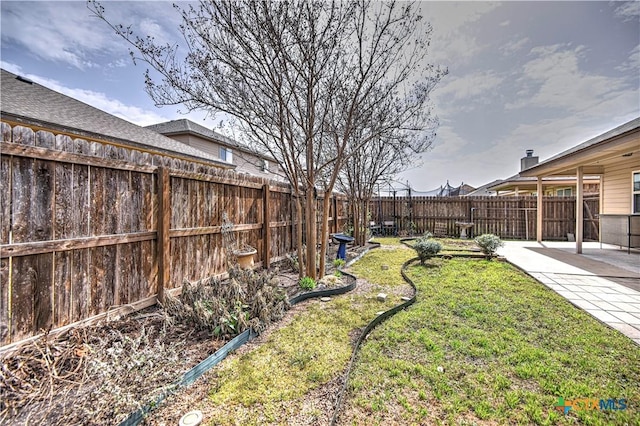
[340,249,640,425]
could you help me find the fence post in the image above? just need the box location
[157,167,170,304]
[263,183,271,269]
[332,196,338,234]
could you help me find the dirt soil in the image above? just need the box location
[0,242,378,426]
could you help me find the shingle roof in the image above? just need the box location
[0,69,231,167]
[146,118,270,160]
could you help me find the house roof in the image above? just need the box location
[146,119,240,147]
[465,179,503,196]
[487,174,600,192]
[0,69,232,167]
[146,118,273,161]
[146,118,272,160]
[520,117,640,177]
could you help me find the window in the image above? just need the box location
[633,171,640,214]
[219,147,233,163]
[556,188,572,196]
[261,159,269,172]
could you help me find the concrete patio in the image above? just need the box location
[499,241,640,345]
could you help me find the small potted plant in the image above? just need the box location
[234,245,257,269]
[221,212,256,269]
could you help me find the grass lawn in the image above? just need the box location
[342,248,640,425]
[202,246,414,424]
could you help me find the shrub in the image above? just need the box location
[299,276,316,290]
[162,266,289,336]
[333,258,346,268]
[474,234,504,256]
[413,237,442,264]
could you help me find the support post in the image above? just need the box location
[536,178,543,242]
[157,167,170,304]
[263,183,271,269]
[576,166,584,254]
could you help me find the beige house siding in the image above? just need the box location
[234,151,274,179]
[167,133,279,179]
[602,156,639,214]
[181,135,223,160]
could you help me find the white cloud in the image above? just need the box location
[507,44,630,112]
[421,2,501,66]
[614,1,640,21]
[499,20,510,27]
[500,37,529,55]
[434,71,503,102]
[616,44,640,73]
[139,18,172,45]
[1,2,121,69]
[0,1,181,70]
[1,61,170,126]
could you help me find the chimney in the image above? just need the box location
[521,149,538,171]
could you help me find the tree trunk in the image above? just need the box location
[294,195,305,280]
[353,201,362,246]
[305,189,317,280]
[318,193,332,279]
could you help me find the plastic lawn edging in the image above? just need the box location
[118,329,256,426]
[288,273,357,305]
[330,240,418,425]
[119,245,376,426]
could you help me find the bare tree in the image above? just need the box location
[89,0,445,279]
[311,2,446,273]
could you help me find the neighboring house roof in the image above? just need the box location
[146,118,273,161]
[0,69,232,167]
[520,117,640,177]
[465,179,503,196]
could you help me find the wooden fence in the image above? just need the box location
[369,195,599,241]
[0,122,348,346]
[0,119,600,346]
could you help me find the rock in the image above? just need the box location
[381,264,389,270]
[320,297,331,302]
[437,366,444,373]
[376,293,387,302]
[401,296,411,302]
[376,311,386,316]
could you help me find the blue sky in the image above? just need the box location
[1,1,639,190]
